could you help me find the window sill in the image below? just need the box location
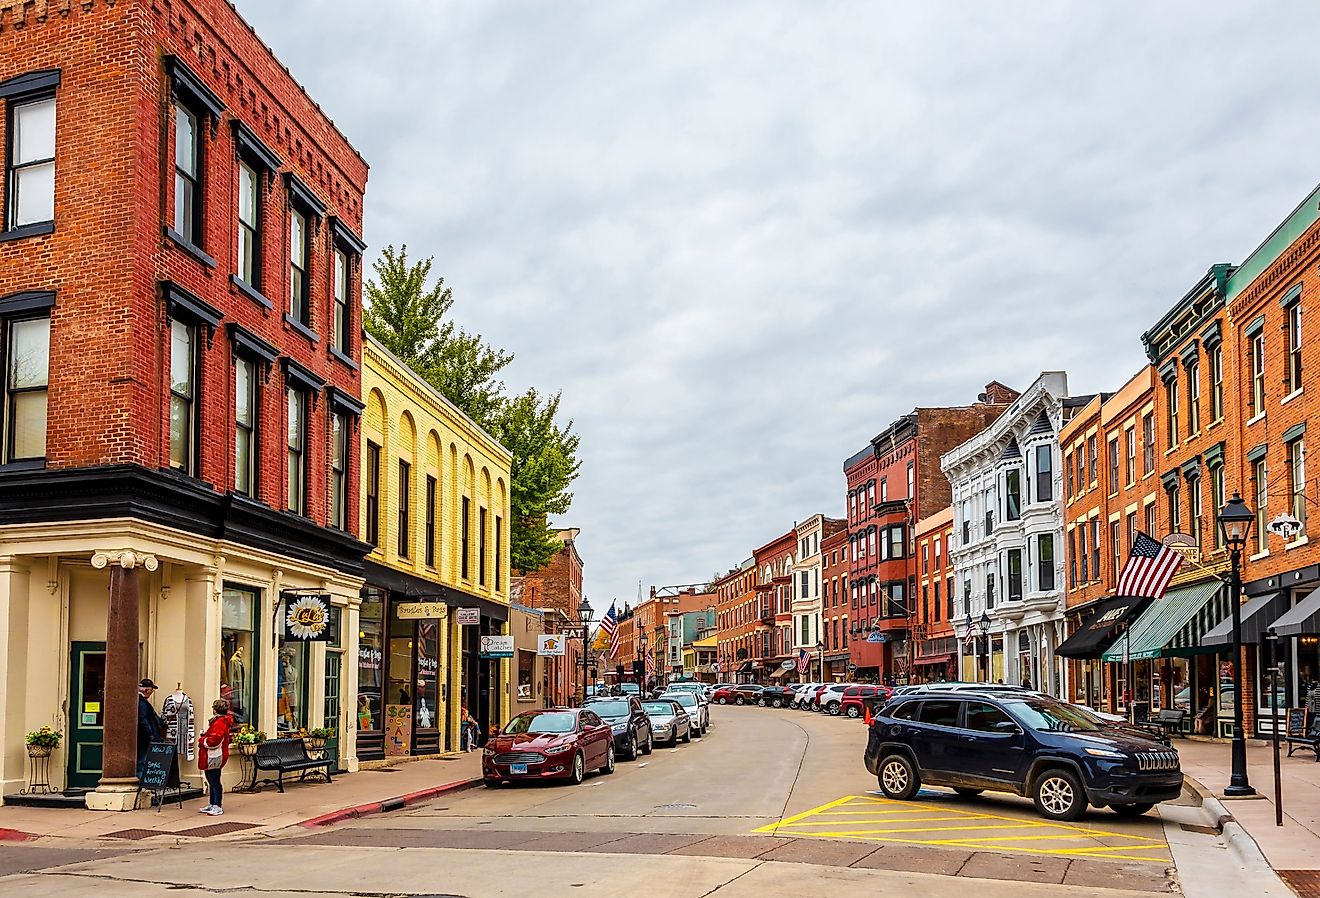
[0,221,54,244]
[1287,535,1310,551]
[1282,388,1304,407]
[283,313,320,344]
[230,275,273,309]
[329,345,359,371]
[0,458,46,472]
[1249,549,1271,562]
[164,227,217,268]
[1207,418,1224,431]
[1247,411,1266,427]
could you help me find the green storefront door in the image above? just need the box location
[67,641,107,790]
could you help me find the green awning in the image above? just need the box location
[1101,580,1227,662]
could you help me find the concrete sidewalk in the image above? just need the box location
[0,752,482,843]
[1178,737,1320,879]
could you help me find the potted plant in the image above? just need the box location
[304,727,334,752]
[25,726,61,758]
[231,724,266,756]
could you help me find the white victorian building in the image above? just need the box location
[942,372,1092,696]
[790,515,844,680]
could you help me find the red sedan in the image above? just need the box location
[482,708,615,787]
[839,684,892,719]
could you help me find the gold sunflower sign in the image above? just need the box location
[284,594,332,641]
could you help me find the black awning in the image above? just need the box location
[1203,591,1285,646]
[1055,595,1151,659]
[1270,586,1320,637]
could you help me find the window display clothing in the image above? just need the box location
[160,690,196,762]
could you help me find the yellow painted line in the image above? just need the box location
[752,795,857,833]
[784,823,1052,837]
[773,816,1002,828]
[928,832,1154,844]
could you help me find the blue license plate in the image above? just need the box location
[510,763,528,774]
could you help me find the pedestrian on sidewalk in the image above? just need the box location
[197,698,235,817]
[137,678,164,781]
[460,706,479,751]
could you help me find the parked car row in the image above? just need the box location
[709,682,894,716]
[481,691,713,787]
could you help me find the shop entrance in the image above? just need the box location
[66,641,106,790]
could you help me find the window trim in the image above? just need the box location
[330,411,349,531]
[397,459,411,559]
[233,353,257,498]
[365,440,381,547]
[425,474,437,568]
[1,71,61,240]
[6,94,57,234]
[168,318,199,475]
[3,310,51,467]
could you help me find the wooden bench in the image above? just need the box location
[252,738,333,792]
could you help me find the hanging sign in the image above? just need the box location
[1268,513,1303,542]
[396,602,447,620]
[479,635,514,658]
[780,660,796,670]
[284,594,332,641]
[537,635,566,656]
[456,607,481,626]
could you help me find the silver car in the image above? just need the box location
[662,691,708,736]
[642,699,691,746]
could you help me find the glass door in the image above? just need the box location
[66,642,107,790]
[324,607,344,770]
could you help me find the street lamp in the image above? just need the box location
[1218,492,1257,797]
[816,639,824,682]
[639,632,649,695]
[577,598,594,707]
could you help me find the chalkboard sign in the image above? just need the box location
[1288,707,1307,737]
[141,742,181,811]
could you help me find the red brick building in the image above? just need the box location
[913,507,955,681]
[844,386,1016,682]
[820,527,850,680]
[752,530,796,683]
[0,0,369,805]
[512,528,586,706]
[714,560,756,683]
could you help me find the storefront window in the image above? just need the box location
[221,588,257,725]
[518,650,535,701]
[357,596,384,732]
[325,606,344,764]
[416,620,439,730]
[276,638,308,734]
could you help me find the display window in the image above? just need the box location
[221,587,258,725]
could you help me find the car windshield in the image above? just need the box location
[666,693,698,707]
[587,701,630,717]
[1007,698,1105,733]
[503,712,576,735]
[619,684,640,694]
[642,702,676,715]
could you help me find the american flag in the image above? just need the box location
[599,603,620,659]
[1116,532,1183,599]
[796,648,810,674]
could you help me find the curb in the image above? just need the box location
[1183,774,1275,873]
[0,827,36,842]
[298,776,482,828]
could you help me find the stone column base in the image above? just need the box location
[85,781,145,812]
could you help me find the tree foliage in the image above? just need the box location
[363,245,580,574]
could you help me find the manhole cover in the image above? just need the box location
[104,829,163,840]
[1280,871,1320,898]
[174,822,259,837]
[654,803,696,810]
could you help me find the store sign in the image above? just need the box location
[710,662,721,673]
[284,594,332,641]
[456,607,481,626]
[780,660,795,670]
[1268,513,1303,542]
[1162,532,1201,564]
[479,635,514,658]
[867,631,886,643]
[537,635,566,656]
[385,705,411,757]
[396,602,447,620]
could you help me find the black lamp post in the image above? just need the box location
[1218,492,1257,797]
[577,598,594,707]
[639,632,649,695]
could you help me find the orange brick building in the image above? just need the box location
[913,508,955,681]
[820,527,850,680]
[715,560,757,683]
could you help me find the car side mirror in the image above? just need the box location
[994,720,1022,734]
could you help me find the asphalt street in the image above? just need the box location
[0,705,1240,897]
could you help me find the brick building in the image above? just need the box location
[511,528,585,706]
[714,559,756,683]
[1056,367,1158,713]
[752,530,796,682]
[820,527,850,680]
[0,0,370,807]
[913,508,955,682]
[843,385,1016,683]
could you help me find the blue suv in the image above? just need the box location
[864,691,1181,821]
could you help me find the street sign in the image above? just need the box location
[537,635,566,656]
[396,602,447,620]
[479,635,514,658]
[456,607,480,626]
[710,662,721,673]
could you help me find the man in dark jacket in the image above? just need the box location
[137,678,164,781]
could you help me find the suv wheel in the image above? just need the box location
[827,701,841,715]
[1111,802,1154,818]
[717,697,728,705]
[735,696,746,705]
[877,754,921,801]
[1032,768,1087,821]
[625,733,638,761]
[642,731,654,755]
[772,697,783,708]
[845,705,861,718]
[602,744,616,775]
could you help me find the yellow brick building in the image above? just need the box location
[356,335,512,759]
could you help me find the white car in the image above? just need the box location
[816,683,855,715]
[792,683,821,709]
[661,691,709,736]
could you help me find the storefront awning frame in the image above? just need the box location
[1100,580,1226,662]
[1203,591,1285,646]
[1055,595,1151,659]
[1269,585,1320,637]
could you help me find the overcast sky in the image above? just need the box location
[239,1,1320,611]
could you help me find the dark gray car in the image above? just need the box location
[583,696,654,759]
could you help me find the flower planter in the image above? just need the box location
[26,744,52,759]
[236,742,259,757]
[304,737,327,751]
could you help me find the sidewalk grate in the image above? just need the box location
[103,829,164,840]
[1280,870,1320,898]
[173,821,259,838]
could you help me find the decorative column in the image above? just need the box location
[86,550,158,812]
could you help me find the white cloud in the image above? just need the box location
[235,0,1320,607]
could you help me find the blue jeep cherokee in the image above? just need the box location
[864,691,1181,821]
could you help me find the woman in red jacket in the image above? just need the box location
[198,699,235,816]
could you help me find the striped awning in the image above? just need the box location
[1102,580,1227,662]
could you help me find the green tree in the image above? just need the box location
[363,245,512,428]
[496,388,582,573]
[363,245,580,572]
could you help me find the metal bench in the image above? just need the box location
[252,737,333,792]
[1143,708,1186,739]
[1286,709,1320,760]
